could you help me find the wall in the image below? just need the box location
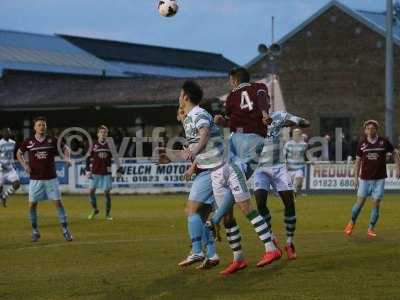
[249,6,400,141]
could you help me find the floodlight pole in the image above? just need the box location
[385,0,395,143]
[271,16,275,44]
[271,16,275,112]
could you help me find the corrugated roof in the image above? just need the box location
[0,30,125,77]
[0,71,229,109]
[59,34,238,73]
[108,61,227,78]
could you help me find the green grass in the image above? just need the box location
[0,194,399,300]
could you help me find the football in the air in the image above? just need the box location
[158,0,179,17]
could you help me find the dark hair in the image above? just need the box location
[182,80,203,105]
[33,116,47,124]
[229,67,250,84]
[97,125,109,133]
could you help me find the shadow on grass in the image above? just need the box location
[108,260,289,300]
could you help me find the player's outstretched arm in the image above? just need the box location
[284,116,310,128]
[298,119,311,128]
[257,89,272,126]
[153,147,189,164]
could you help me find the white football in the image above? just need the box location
[158,0,179,17]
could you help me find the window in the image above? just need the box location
[320,116,352,161]
[320,116,351,138]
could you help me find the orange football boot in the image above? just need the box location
[367,228,377,238]
[344,222,355,236]
[256,249,282,267]
[285,243,297,260]
[219,260,247,275]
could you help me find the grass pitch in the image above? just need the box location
[0,194,399,300]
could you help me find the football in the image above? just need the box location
[158,0,179,17]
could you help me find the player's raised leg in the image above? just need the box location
[218,198,248,275]
[1,180,21,207]
[236,199,281,267]
[253,169,275,242]
[208,173,248,275]
[254,188,279,248]
[212,163,281,270]
[0,178,20,207]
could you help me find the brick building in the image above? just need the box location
[247,0,400,144]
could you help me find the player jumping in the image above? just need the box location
[215,67,269,178]
[0,128,21,207]
[158,102,220,269]
[254,111,309,260]
[344,120,400,237]
[209,67,280,274]
[178,80,278,275]
[16,116,73,242]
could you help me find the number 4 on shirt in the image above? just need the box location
[240,91,254,111]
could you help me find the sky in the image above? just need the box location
[0,0,388,65]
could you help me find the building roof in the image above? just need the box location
[357,9,400,37]
[0,30,124,77]
[0,71,229,109]
[106,61,229,78]
[59,34,238,74]
[246,0,400,68]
